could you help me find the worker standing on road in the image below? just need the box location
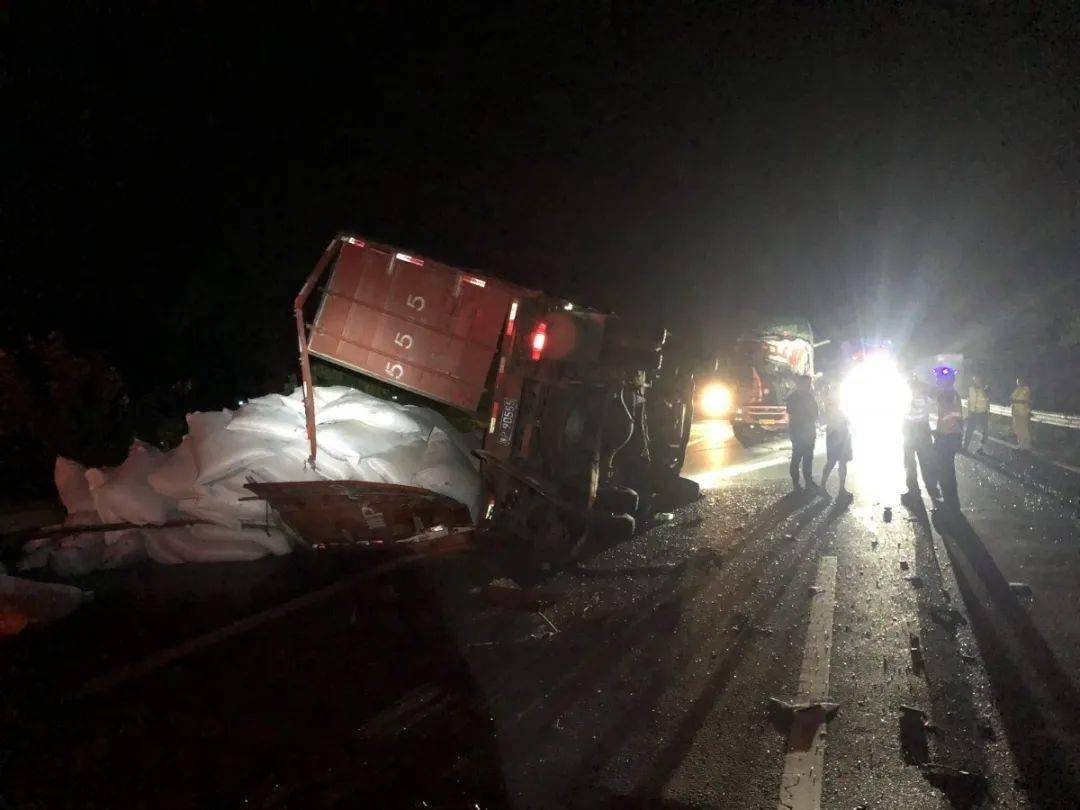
[902,376,940,505]
[1011,376,1033,451]
[820,386,852,500]
[935,372,964,510]
[786,375,818,491]
[964,374,991,453]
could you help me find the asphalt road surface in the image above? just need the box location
[4,418,1080,809]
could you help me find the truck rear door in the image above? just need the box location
[304,236,535,413]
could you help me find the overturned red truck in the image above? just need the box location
[293,234,699,555]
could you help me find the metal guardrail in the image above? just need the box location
[984,403,1080,430]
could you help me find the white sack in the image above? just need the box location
[314,420,418,463]
[190,524,291,556]
[148,526,269,564]
[191,415,277,484]
[101,530,148,569]
[412,464,483,522]
[147,438,199,500]
[225,400,305,440]
[55,457,94,514]
[47,533,107,577]
[86,441,174,525]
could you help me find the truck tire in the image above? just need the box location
[595,485,639,516]
[733,424,759,447]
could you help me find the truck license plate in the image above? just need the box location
[497,398,518,446]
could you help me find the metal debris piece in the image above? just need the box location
[929,605,967,633]
[752,624,775,636]
[768,697,840,716]
[480,580,558,611]
[655,512,675,522]
[909,634,925,676]
[900,704,931,764]
[808,585,824,596]
[1008,581,1033,598]
[781,533,798,542]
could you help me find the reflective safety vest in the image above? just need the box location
[1011,385,1032,417]
[967,385,990,413]
[938,391,963,435]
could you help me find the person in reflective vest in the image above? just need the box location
[963,374,991,453]
[902,377,939,503]
[1011,377,1033,451]
[935,378,964,509]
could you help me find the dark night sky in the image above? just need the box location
[6,2,1080,399]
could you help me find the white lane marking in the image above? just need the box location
[688,442,827,489]
[777,556,838,810]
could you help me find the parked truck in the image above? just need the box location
[724,320,815,447]
[294,234,699,557]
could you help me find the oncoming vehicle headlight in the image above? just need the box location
[839,356,910,430]
[699,383,733,418]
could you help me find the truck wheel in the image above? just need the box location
[733,424,758,447]
[593,512,636,545]
[595,485,639,516]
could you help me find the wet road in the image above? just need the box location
[5,419,1080,808]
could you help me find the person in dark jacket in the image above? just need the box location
[786,375,818,490]
[902,377,940,504]
[820,386,852,500]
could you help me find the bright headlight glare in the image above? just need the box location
[700,383,733,418]
[838,356,910,427]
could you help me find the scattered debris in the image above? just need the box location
[928,605,967,633]
[977,719,997,740]
[899,559,910,571]
[900,704,932,765]
[478,578,558,611]
[883,506,893,523]
[1008,581,1033,599]
[781,533,798,542]
[752,624,775,636]
[870,539,879,549]
[919,763,987,803]
[808,585,824,596]
[655,512,675,522]
[909,633,925,676]
[961,653,978,663]
[768,697,840,715]
[904,574,923,587]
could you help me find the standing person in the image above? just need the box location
[820,387,852,500]
[1011,376,1033,451]
[902,376,939,504]
[935,375,964,510]
[963,374,991,453]
[786,375,818,491]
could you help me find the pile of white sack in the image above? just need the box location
[21,386,483,575]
